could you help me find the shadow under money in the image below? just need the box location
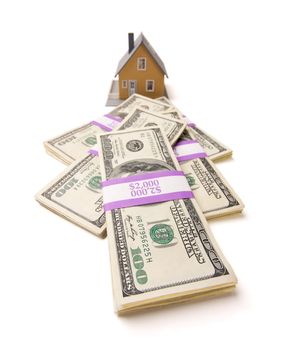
[117,287,239,319]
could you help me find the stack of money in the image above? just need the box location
[44,115,122,165]
[97,127,237,314]
[36,109,187,237]
[35,154,106,237]
[153,98,244,218]
[36,105,243,236]
[43,94,231,165]
[36,94,244,313]
[116,107,244,219]
[156,96,232,161]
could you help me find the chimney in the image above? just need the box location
[128,33,134,54]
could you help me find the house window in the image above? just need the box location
[122,80,127,88]
[137,57,146,70]
[146,80,155,92]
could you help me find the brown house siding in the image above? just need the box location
[118,44,165,100]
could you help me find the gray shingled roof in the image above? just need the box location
[115,33,168,78]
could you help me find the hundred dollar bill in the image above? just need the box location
[36,110,185,234]
[44,116,121,165]
[97,127,237,314]
[43,95,179,165]
[182,157,244,219]
[35,153,106,237]
[156,97,232,161]
[156,96,192,122]
[188,126,232,161]
[109,93,182,120]
[173,128,243,218]
[116,108,186,145]
[36,110,237,236]
[117,111,243,218]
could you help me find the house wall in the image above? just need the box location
[118,44,165,100]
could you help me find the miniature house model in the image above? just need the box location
[115,33,168,101]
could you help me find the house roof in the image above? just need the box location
[115,33,168,78]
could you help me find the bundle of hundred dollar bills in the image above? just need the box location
[36,94,243,313]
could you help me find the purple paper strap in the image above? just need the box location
[102,170,193,211]
[175,140,198,147]
[88,149,99,156]
[104,191,192,211]
[90,120,112,132]
[183,115,196,128]
[102,170,184,187]
[176,153,207,162]
[174,140,207,162]
[187,122,196,128]
[90,115,121,132]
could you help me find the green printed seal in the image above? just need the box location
[84,136,97,146]
[87,175,102,191]
[150,224,174,245]
[186,175,196,188]
[186,174,199,190]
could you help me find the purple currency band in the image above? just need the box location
[176,153,207,162]
[90,120,112,132]
[88,149,99,156]
[188,122,196,128]
[104,192,193,211]
[102,170,183,186]
[174,140,207,161]
[183,115,196,128]
[174,140,198,147]
[102,170,193,211]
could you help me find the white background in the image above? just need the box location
[0,1,289,349]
